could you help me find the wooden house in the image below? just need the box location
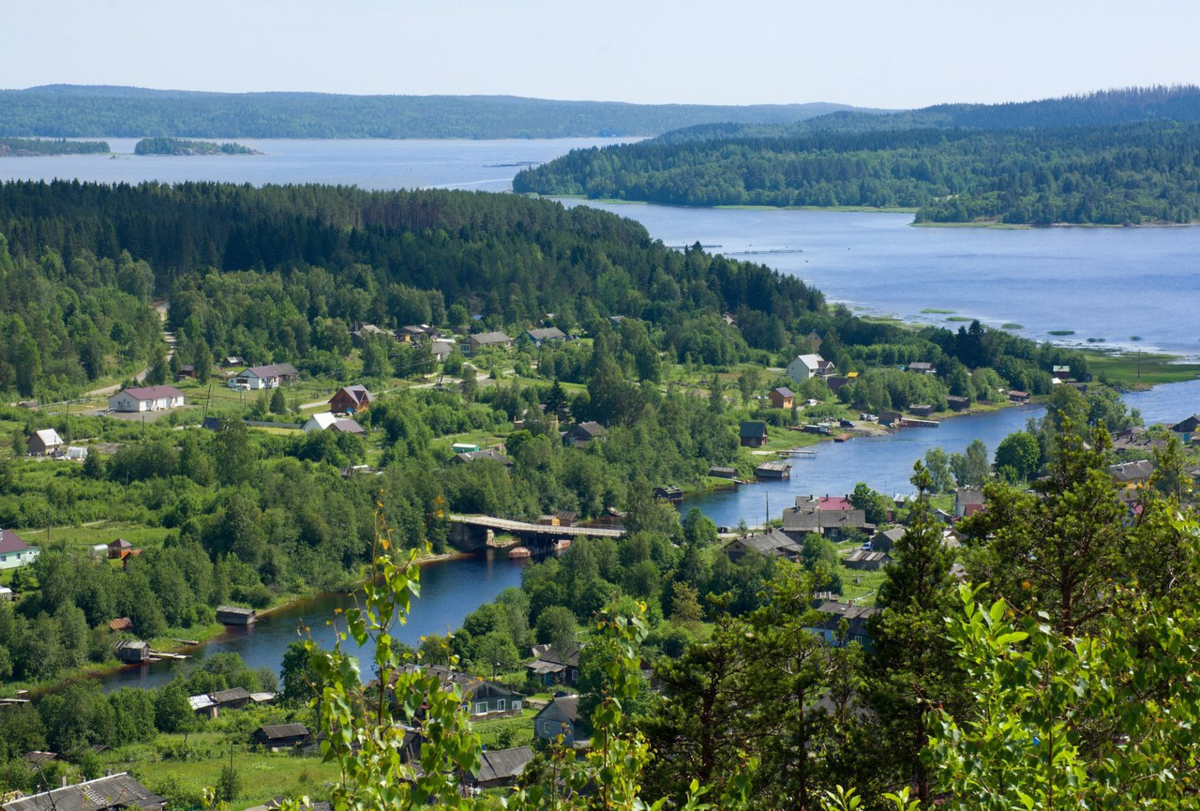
[252,723,313,749]
[524,327,567,347]
[844,549,891,571]
[465,331,513,355]
[755,461,791,479]
[395,665,524,717]
[806,601,881,650]
[909,404,934,417]
[1,773,166,811]
[467,746,534,789]
[739,421,768,447]
[721,529,802,562]
[1008,390,1030,403]
[534,694,588,747]
[330,385,373,414]
[26,429,64,457]
[108,538,133,560]
[1171,414,1200,442]
[114,640,150,664]
[870,527,905,553]
[0,530,39,570]
[768,387,795,409]
[563,421,607,447]
[527,643,583,687]
[216,606,257,626]
[946,395,971,412]
[708,466,738,479]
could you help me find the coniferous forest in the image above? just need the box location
[515,87,1200,224]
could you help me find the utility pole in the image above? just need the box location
[765,492,770,531]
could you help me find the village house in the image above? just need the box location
[329,384,373,414]
[303,412,365,435]
[399,664,524,717]
[430,340,456,362]
[806,601,881,650]
[954,488,986,518]
[946,395,971,412]
[806,330,824,352]
[1052,365,1071,380]
[877,410,903,427]
[1008,390,1030,403]
[1,773,166,811]
[909,404,935,417]
[721,529,803,562]
[1111,427,1163,453]
[351,324,394,348]
[175,364,198,381]
[907,362,936,375]
[524,326,568,346]
[870,527,905,553]
[253,723,314,750]
[826,375,853,395]
[108,538,133,560]
[230,363,299,390]
[467,746,534,790]
[1171,414,1200,442]
[782,506,874,540]
[26,428,63,456]
[739,421,768,447]
[397,325,435,343]
[450,447,512,467]
[465,331,513,355]
[768,386,795,409]
[527,643,583,687]
[0,531,39,570]
[755,461,791,480]
[224,355,246,368]
[786,353,835,383]
[1108,459,1154,503]
[534,694,589,747]
[563,421,606,447]
[708,465,738,479]
[108,385,185,413]
[844,549,891,571]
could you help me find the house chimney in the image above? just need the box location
[62,776,68,788]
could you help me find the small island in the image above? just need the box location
[133,136,260,156]
[0,137,110,156]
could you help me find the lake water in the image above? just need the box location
[101,551,528,692]
[14,137,1192,686]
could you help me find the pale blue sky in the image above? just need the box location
[6,1,1199,109]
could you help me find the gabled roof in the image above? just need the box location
[525,327,567,341]
[255,723,311,740]
[1,772,165,811]
[307,412,339,430]
[332,385,373,406]
[397,664,520,701]
[473,747,533,783]
[0,530,31,555]
[819,496,852,511]
[724,528,801,559]
[209,687,251,705]
[1108,459,1154,483]
[955,488,985,506]
[454,447,510,465]
[567,421,606,439]
[117,385,183,401]
[241,363,299,378]
[331,419,364,435]
[469,331,512,345]
[31,428,63,446]
[739,421,768,439]
[771,386,794,398]
[538,695,580,723]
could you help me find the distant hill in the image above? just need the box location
[515,87,1200,225]
[0,85,887,139]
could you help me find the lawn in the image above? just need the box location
[1081,350,1200,387]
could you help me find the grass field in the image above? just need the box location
[1082,350,1200,387]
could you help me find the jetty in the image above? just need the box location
[448,514,625,553]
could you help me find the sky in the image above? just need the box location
[6,0,1200,109]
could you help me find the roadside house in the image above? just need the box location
[108,385,185,413]
[782,507,873,540]
[230,363,299,390]
[397,664,524,717]
[870,527,905,553]
[330,385,373,414]
[0,531,39,570]
[26,428,64,457]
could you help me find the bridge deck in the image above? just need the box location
[449,514,624,538]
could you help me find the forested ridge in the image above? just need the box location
[0,85,874,139]
[515,87,1200,224]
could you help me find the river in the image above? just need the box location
[12,137,1192,688]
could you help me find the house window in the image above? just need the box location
[496,699,506,712]
[475,701,487,715]
[541,721,555,735]
[512,700,521,712]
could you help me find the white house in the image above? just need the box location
[109,385,185,413]
[230,363,299,390]
[0,530,39,570]
[786,353,834,383]
[26,428,64,456]
[304,412,340,433]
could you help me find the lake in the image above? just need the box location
[14,136,1191,687]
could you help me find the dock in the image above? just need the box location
[900,418,941,428]
[779,447,816,456]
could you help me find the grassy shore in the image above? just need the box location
[1080,349,1200,387]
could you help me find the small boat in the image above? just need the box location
[508,546,532,559]
[552,539,572,552]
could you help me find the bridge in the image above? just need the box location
[447,514,625,551]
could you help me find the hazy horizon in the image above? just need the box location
[6,1,1199,110]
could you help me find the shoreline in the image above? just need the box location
[13,547,473,698]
